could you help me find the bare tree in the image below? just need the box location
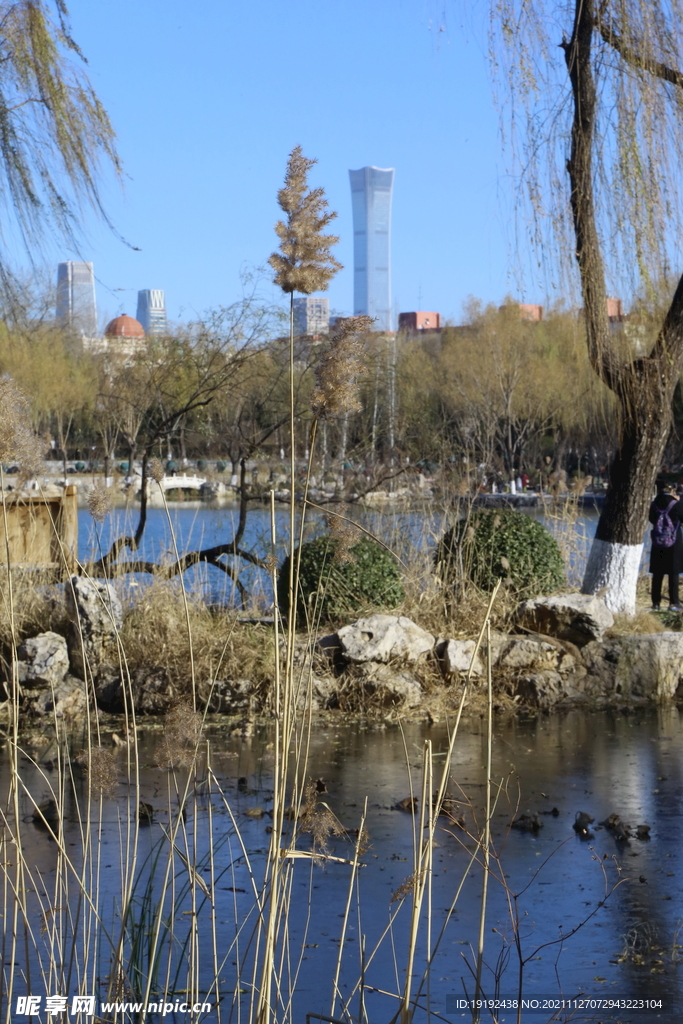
[489,0,683,611]
[92,297,279,591]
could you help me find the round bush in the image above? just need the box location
[278,536,404,625]
[436,508,565,597]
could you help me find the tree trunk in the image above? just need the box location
[565,0,683,612]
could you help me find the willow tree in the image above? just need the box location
[490,0,683,612]
[0,1,119,261]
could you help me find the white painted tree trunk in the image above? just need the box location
[581,538,643,614]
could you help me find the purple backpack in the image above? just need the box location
[652,498,679,547]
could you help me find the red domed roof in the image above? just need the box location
[104,314,145,338]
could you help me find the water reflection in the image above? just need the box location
[3,708,681,1022]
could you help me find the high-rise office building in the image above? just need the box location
[136,289,167,336]
[56,261,97,336]
[349,166,394,331]
[293,296,330,335]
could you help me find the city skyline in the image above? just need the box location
[43,2,523,327]
[56,262,167,338]
[349,166,394,331]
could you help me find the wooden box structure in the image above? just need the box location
[0,485,78,576]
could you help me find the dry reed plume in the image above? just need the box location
[158,697,203,768]
[87,483,112,523]
[324,503,358,564]
[76,745,118,797]
[269,145,342,295]
[300,780,346,857]
[311,315,373,419]
[148,456,165,483]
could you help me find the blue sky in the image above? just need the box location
[40,0,535,329]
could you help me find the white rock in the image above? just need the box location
[337,614,434,664]
[66,576,123,676]
[515,592,614,646]
[17,632,69,689]
[441,639,485,677]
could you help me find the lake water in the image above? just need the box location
[4,708,682,1023]
[7,504,674,1023]
[76,503,605,607]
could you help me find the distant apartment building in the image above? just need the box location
[293,296,329,335]
[137,289,167,336]
[398,311,441,332]
[56,261,97,336]
[518,303,543,322]
[499,302,544,322]
[349,165,394,331]
[606,297,624,322]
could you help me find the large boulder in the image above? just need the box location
[336,615,434,664]
[582,633,683,701]
[65,576,123,677]
[16,632,69,689]
[514,593,614,646]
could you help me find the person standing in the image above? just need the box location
[649,481,683,610]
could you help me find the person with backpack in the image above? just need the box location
[649,480,683,610]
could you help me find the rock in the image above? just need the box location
[395,797,418,812]
[17,632,69,688]
[496,637,563,671]
[337,615,434,664]
[132,669,181,715]
[93,666,124,712]
[314,632,343,664]
[581,632,683,701]
[309,676,339,710]
[29,674,87,718]
[514,671,565,708]
[514,593,614,646]
[65,576,123,677]
[353,663,423,708]
[511,812,543,833]
[573,811,594,834]
[439,639,485,677]
[205,679,253,714]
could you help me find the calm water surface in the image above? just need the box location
[76,504,604,606]
[6,708,683,1023]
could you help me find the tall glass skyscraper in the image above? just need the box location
[136,289,167,336]
[349,166,394,331]
[56,261,97,336]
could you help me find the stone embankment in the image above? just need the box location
[9,582,683,721]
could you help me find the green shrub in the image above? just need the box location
[436,508,565,598]
[278,536,404,625]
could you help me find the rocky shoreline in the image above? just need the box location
[7,579,683,726]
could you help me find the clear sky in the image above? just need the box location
[37,0,538,330]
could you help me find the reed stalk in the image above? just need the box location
[473,619,494,1022]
